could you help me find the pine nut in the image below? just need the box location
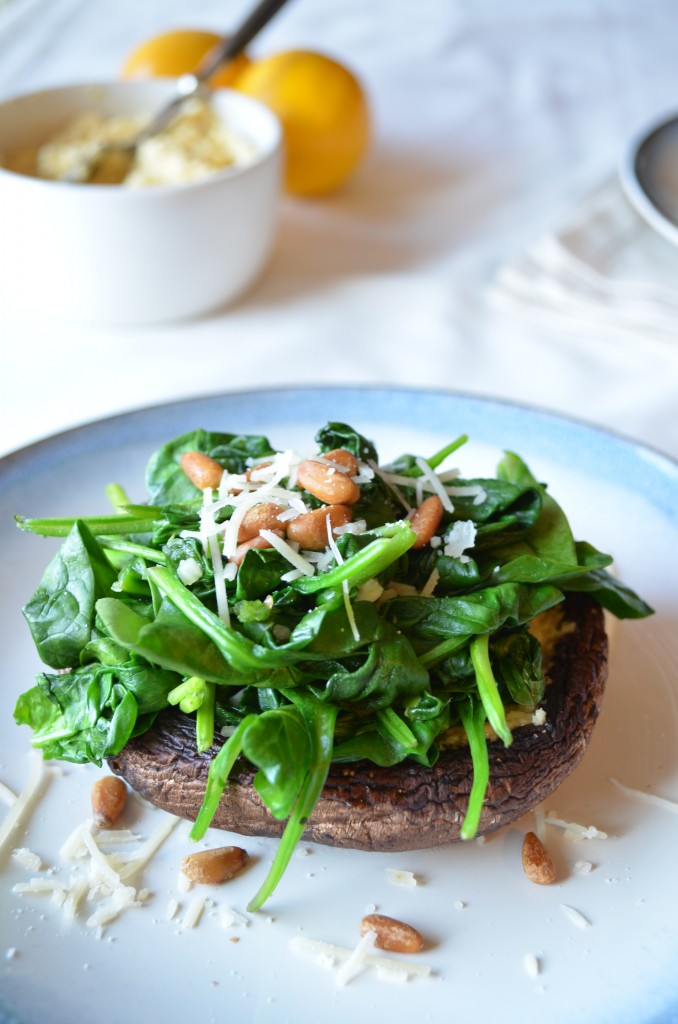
[296,459,361,505]
[410,495,444,549]
[286,505,352,551]
[181,846,249,885]
[236,502,287,543]
[359,913,424,953]
[322,448,359,476]
[180,451,224,491]
[522,831,556,884]
[91,776,127,829]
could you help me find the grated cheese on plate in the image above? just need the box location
[0,753,48,855]
[336,929,377,987]
[181,896,206,929]
[559,904,591,930]
[609,777,678,814]
[385,868,418,887]
[544,814,608,842]
[14,809,179,934]
[523,953,540,978]
[289,936,433,983]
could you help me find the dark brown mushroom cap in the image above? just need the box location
[108,594,608,852]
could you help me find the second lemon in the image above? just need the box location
[234,50,370,196]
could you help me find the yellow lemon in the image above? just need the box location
[121,29,250,89]
[234,50,370,196]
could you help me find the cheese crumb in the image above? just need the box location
[523,953,540,978]
[182,896,205,929]
[290,936,433,983]
[0,752,47,855]
[12,848,43,872]
[176,557,203,586]
[545,814,608,841]
[442,520,477,561]
[385,868,418,887]
[559,904,591,930]
[220,906,249,929]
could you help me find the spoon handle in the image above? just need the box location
[137,0,292,144]
[196,0,293,83]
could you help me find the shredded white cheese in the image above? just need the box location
[523,953,540,978]
[200,491,230,627]
[0,752,47,855]
[559,904,591,930]
[420,567,440,597]
[12,847,43,872]
[289,936,433,982]
[356,578,384,603]
[181,896,206,929]
[609,777,678,814]
[544,815,608,842]
[118,814,180,880]
[259,529,316,577]
[324,513,360,643]
[220,905,250,928]
[13,877,65,895]
[15,809,179,933]
[176,557,203,586]
[385,868,418,887]
[0,780,18,807]
[414,457,455,513]
[442,520,477,561]
[336,929,377,987]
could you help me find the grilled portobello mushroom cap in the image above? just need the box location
[109,593,608,852]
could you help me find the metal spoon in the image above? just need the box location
[72,0,291,184]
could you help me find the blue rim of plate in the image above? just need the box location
[1,385,676,523]
[619,108,678,248]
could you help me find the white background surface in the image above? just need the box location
[1,5,678,1015]
[0,0,677,460]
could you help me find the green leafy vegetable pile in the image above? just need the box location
[14,423,652,910]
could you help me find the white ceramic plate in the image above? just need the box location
[619,109,678,247]
[1,387,677,1024]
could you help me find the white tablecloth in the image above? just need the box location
[1,0,677,459]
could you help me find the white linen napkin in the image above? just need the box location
[488,177,678,346]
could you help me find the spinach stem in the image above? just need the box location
[15,510,160,537]
[469,633,512,747]
[196,682,216,752]
[399,434,469,477]
[190,714,258,840]
[101,538,167,563]
[419,634,470,669]
[376,707,418,749]
[168,676,206,713]
[105,483,131,511]
[246,698,337,912]
[292,521,417,595]
[148,566,284,671]
[458,698,490,840]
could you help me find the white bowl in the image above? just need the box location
[0,80,282,324]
